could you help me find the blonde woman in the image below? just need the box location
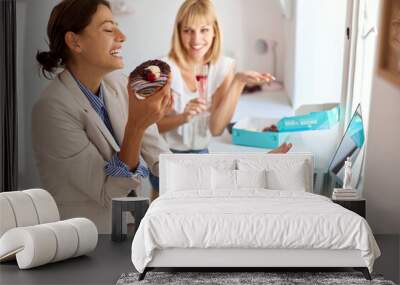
[158,0,291,154]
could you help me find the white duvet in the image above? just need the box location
[131,190,380,273]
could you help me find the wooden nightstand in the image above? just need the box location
[332,198,366,218]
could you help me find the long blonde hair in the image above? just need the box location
[168,0,222,68]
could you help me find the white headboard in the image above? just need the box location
[159,153,314,195]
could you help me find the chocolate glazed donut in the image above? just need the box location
[129,60,171,100]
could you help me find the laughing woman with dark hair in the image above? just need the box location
[33,0,171,233]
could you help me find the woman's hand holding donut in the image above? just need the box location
[127,75,172,131]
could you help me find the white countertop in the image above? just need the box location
[232,89,293,122]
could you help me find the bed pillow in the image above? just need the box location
[211,168,237,191]
[237,158,311,192]
[167,162,212,192]
[266,162,308,191]
[236,169,267,189]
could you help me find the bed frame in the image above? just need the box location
[139,249,371,280]
[138,154,372,281]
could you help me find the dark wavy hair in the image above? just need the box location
[36,0,110,79]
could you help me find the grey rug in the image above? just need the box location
[116,271,396,285]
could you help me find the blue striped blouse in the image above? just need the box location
[74,77,148,179]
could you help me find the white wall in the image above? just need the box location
[115,0,180,74]
[363,76,400,234]
[292,0,347,109]
[283,0,296,103]
[361,0,400,235]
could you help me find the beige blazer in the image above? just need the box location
[32,70,170,233]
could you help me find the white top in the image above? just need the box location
[161,56,235,150]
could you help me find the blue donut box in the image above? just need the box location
[231,103,340,149]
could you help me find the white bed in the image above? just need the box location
[131,154,380,280]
